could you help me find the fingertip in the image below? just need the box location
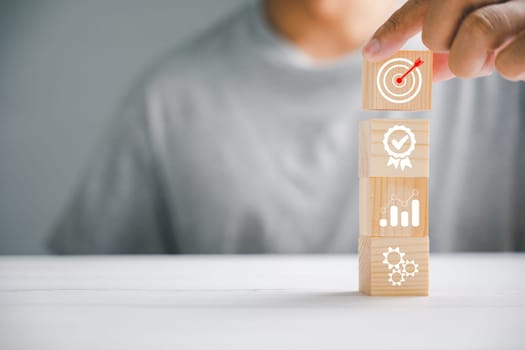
[362,37,404,62]
[364,0,429,62]
[432,52,455,82]
[362,38,381,61]
[432,67,455,83]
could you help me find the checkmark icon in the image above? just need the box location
[391,135,409,150]
[383,125,416,171]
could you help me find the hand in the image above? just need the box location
[362,0,525,82]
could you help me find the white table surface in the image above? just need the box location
[0,254,524,350]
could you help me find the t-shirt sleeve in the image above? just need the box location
[47,86,175,254]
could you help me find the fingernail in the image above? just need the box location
[363,38,381,60]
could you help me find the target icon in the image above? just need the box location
[376,58,423,104]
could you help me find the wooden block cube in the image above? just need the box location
[360,177,428,237]
[359,119,429,178]
[362,50,432,111]
[359,236,429,296]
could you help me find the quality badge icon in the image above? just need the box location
[383,125,416,171]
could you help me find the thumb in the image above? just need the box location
[363,0,429,62]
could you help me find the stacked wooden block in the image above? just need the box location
[360,51,432,296]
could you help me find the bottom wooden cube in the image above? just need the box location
[359,236,429,296]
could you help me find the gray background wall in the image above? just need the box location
[0,0,248,254]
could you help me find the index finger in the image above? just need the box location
[363,0,429,61]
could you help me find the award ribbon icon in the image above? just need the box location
[383,125,416,171]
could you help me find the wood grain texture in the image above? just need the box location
[360,177,428,237]
[362,50,432,111]
[358,235,371,294]
[359,236,429,296]
[359,119,429,178]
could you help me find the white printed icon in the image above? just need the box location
[376,57,423,104]
[379,190,420,228]
[382,247,419,286]
[383,125,416,170]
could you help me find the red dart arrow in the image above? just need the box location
[396,57,424,84]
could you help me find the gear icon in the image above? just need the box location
[402,260,419,277]
[388,269,405,286]
[382,247,406,270]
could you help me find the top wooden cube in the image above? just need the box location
[362,50,432,111]
[359,119,429,178]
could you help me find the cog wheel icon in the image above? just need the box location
[382,247,406,270]
[402,260,419,277]
[388,269,405,286]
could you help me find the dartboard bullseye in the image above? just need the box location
[362,50,432,111]
[376,58,423,104]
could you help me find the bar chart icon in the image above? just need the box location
[379,190,420,228]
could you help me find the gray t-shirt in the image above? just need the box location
[49,2,525,253]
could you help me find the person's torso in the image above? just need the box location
[147,3,524,253]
